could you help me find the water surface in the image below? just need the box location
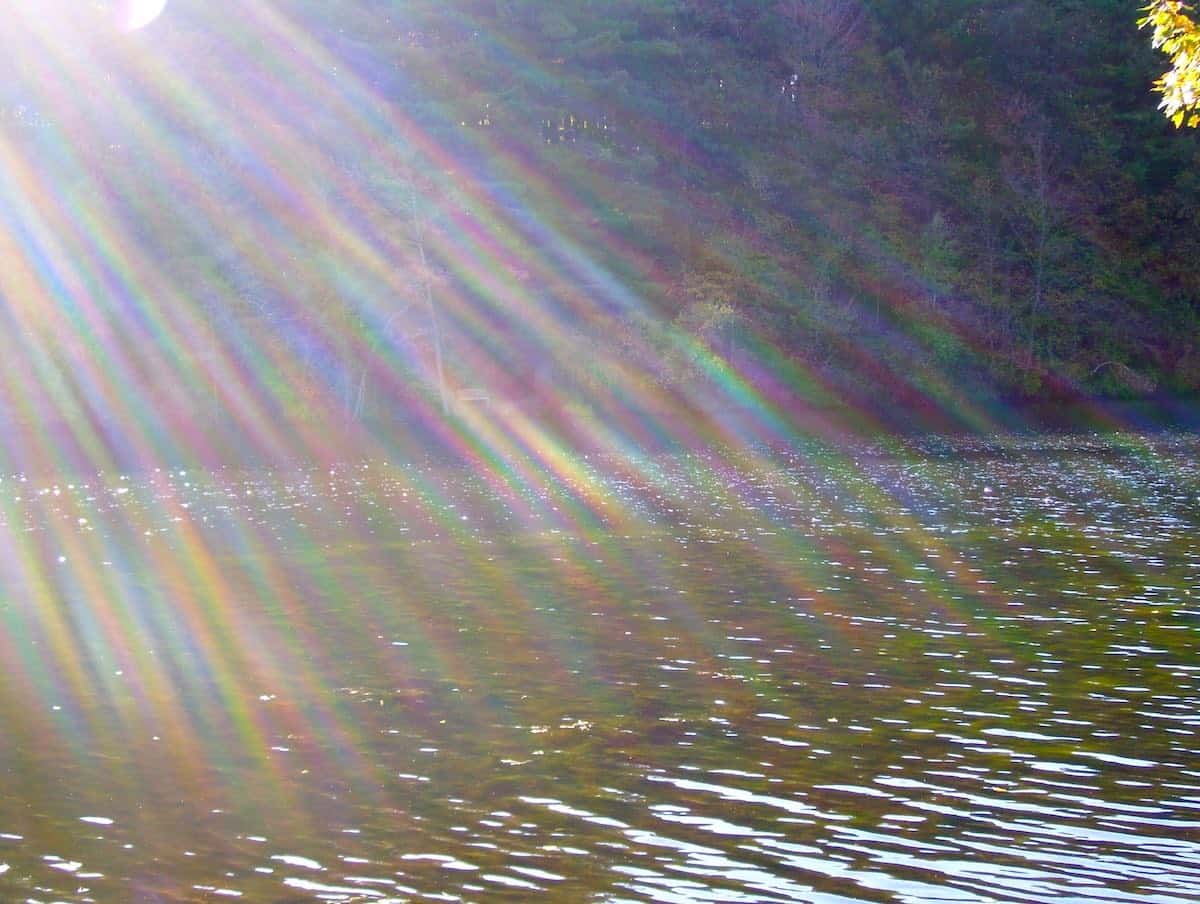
[1,433,1198,902]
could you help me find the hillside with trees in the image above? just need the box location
[2,0,1197,446]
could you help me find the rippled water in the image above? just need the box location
[1,433,1198,902]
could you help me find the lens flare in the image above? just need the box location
[116,0,167,32]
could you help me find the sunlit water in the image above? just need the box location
[1,433,1198,902]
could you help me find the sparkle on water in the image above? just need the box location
[1,432,1197,902]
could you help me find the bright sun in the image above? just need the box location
[116,0,168,32]
[9,1,168,41]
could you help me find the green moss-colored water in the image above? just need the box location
[1,435,1197,902]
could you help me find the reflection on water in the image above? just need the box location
[1,434,1198,901]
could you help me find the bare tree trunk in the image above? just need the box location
[354,365,367,419]
[409,180,450,415]
[1027,131,1049,360]
[203,303,222,423]
[778,0,866,87]
[1001,119,1056,363]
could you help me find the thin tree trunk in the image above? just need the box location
[204,304,222,424]
[409,181,449,415]
[354,365,367,419]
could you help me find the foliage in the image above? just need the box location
[1140,1,1200,126]
[5,0,1199,436]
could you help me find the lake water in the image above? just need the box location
[1,433,1198,902]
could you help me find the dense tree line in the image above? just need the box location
[3,0,1198,439]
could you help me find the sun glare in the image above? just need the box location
[117,0,168,32]
[5,0,166,45]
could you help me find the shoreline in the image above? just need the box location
[0,395,1194,479]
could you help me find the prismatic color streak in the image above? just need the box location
[0,1,1157,869]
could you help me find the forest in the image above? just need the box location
[2,0,1198,444]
